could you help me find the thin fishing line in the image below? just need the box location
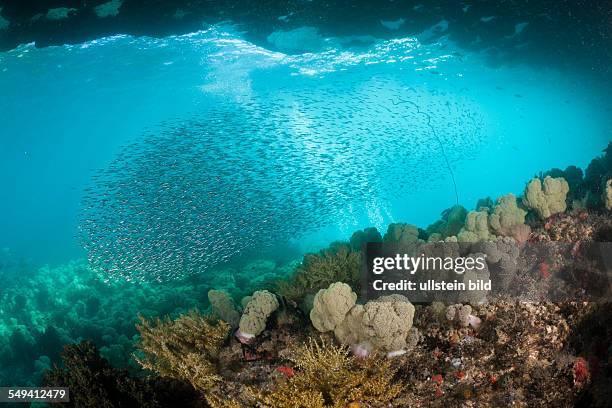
[392,97,460,205]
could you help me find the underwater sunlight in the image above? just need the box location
[0,4,611,405]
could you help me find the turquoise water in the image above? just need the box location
[0,24,610,386]
[1,26,609,266]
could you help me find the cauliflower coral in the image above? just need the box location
[237,290,279,341]
[310,282,356,332]
[310,283,415,357]
[455,194,530,243]
[335,295,415,357]
[488,194,527,235]
[457,210,492,242]
[523,176,570,219]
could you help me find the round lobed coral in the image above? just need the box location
[310,282,357,332]
[340,294,415,356]
[488,193,527,236]
[238,290,279,339]
[456,194,529,244]
[310,283,416,356]
[523,176,570,219]
[458,210,492,242]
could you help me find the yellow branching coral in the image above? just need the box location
[205,393,245,408]
[256,384,326,408]
[276,243,361,301]
[135,310,230,391]
[255,338,403,407]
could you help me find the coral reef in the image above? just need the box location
[238,290,279,340]
[397,301,584,407]
[426,205,468,241]
[488,193,527,236]
[383,223,420,243]
[310,283,415,356]
[254,338,403,407]
[457,209,492,242]
[276,243,360,302]
[530,211,612,243]
[0,260,207,386]
[310,282,356,332]
[0,256,291,386]
[135,311,230,391]
[523,176,570,219]
[208,290,240,329]
[349,227,382,250]
[43,341,201,408]
[4,143,612,407]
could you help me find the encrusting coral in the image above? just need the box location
[254,338,403,407]
[135,310,230,392]
[523,176,570,219]
[237,290,279,341]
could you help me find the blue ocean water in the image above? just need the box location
[0,20,611,391]
[0,25,610,267]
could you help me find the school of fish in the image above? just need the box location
[79,30,486,282]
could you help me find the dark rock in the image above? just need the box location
[0,1,609,76]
